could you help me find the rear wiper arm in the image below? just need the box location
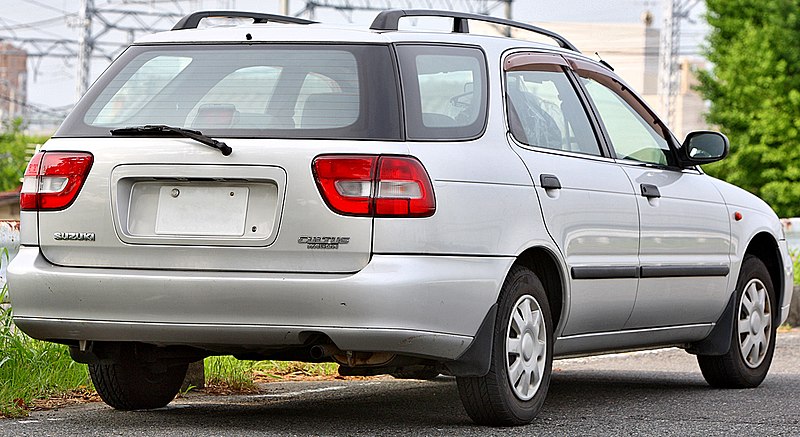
[110,125,233,156]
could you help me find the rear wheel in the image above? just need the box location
[697,255,776,388]
[89,356,188,410]
[456,265,553,426]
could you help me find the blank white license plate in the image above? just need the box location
[155,186,249,236]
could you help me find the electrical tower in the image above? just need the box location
[658,0,699,128]
[70,0,189,99]
[69,0,511,99]
[1,0,513,118]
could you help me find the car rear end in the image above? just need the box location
[6,26,506,362]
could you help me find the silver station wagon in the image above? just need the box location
[8,9,794,426]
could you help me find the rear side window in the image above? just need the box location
[397,45,488,140]
[58,44,401,140]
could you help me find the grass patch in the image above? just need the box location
[0,283,91,418]
[204,356,339,392]
[204,356,259,392]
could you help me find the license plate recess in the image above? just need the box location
[155,186,249,236]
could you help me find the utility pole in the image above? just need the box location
[76,0,94,100]
[657,0,698,128]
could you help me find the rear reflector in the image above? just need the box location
[313,155,435,217]
[20,151,94,211]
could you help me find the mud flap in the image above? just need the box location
[444,303,497,377]
[686,291,736,356]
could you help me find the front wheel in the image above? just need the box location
[456,265,553,426]
[697,255,777,388]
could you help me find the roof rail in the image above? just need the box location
[172,11,316,31]
[369,9,579,52]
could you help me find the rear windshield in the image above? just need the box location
[57,44,402,140]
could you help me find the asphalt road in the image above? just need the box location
[3,331,800,436]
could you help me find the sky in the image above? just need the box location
[0,0,708,118]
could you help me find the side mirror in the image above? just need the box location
[680,131,729,165]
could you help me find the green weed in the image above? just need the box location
[204,356,259,391]
[204,356,339,391]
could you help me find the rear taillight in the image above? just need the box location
[20,151,94,211]
[312,155,435,217]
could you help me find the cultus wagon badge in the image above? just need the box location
[298,236,350,250]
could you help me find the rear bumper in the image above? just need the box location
[7,247,511,360]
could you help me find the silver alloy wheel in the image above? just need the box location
[737,278,772,369]
[505,294,547,401]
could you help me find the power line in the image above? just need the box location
[0,36,123,59]
[0,16,73,40]
[19,0,71,15]
[0,17,70,32]
[0,93,69,117]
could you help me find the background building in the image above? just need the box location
[0,42,27,123]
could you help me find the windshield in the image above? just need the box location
[57,44,402,140]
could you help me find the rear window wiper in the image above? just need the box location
[110,125,233,156]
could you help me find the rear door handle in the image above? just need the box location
[640,183,661,198]
[540,174,561,190]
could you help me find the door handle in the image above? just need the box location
[640,183,661,198]
[540,174,561,190]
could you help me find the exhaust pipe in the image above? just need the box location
[309,344,339,360]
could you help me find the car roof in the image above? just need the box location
[137,23,559,48]
[132,10,602,67]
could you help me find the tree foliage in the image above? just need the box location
[0,119,46,193]
[697,0,800,217]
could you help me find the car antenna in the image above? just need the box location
[594,52,615,71]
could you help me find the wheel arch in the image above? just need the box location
[744,231,784,325]
[514,246,568,336]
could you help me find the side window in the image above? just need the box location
[397,45,488,140]
[506,68,601,156]
[580,74,674,166]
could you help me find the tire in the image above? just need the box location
[697,255,777,388]
[456,265,553,426]
[89,357,188,410]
